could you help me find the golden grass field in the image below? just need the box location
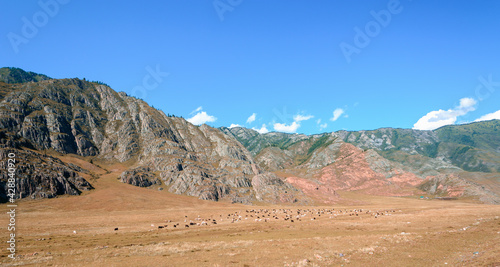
[1,155,499,266]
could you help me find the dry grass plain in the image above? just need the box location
[1,156,499,266]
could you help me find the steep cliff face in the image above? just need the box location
[0,78,104,157]
[0,69,300,203]
[0,130,93,202]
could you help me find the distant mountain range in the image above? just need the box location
[221,121,500,203]
[1,67,499,204]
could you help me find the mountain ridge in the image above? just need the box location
[0,67,52,84]
[222,119,500,173]
[0,69,306,204]
[1,67,499,204]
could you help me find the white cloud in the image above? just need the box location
[474,110,500,122]
[187,111,217,125]
[273,121,300,133]
[316,119,327,131]
[229,123,242,128]
[330,108,345,121]
[253,124,269,134]
[319,123,328,131]
[190,106,203,115]
[293,114,314,122]
[413,97,477,130]
[459,97,476,109]
[272,112,314,134]
[246,113,256,124]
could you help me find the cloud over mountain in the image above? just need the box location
[413,97,477,130]
[252,124,269,134]
[273,121,300,133]
[475,110,500,122]
[187,110,217,125]
[273,113,314,133]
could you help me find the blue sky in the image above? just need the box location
[2,0,499,134]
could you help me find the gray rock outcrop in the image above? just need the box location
[0,74,299,203]
[0,148,93,202]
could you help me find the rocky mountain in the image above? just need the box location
[336,121,500,173]
[1,67,498,205]
[220,127,310,156]
[0,68,304,204]
[0,130,93,202]
[223,122,500,174]
[223,121,500,204]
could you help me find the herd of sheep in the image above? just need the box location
[134,208,402,231]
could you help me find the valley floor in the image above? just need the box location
[1,159,499,266]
